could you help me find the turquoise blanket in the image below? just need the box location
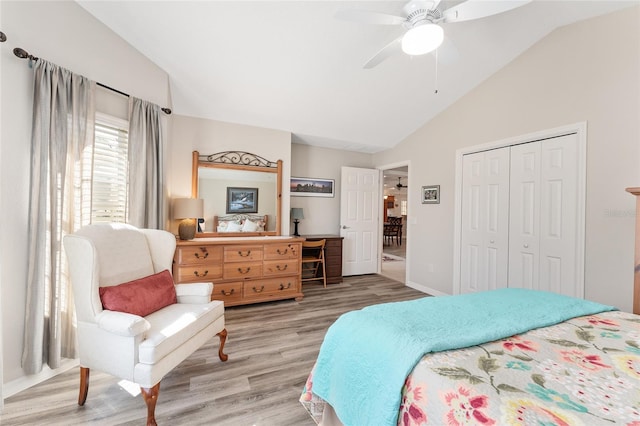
[311,288,615,426]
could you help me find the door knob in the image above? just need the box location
[523,244,529,248]
[342,225,350,229]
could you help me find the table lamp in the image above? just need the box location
[291,208,304,237]
[173,198,204,240]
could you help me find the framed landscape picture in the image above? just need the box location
[226,187,258,213]
[290,177,335,197]
[421,185,440,204]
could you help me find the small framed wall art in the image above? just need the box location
[421,185,440,204]
[226,187,258,213]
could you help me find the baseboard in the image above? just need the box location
[3,358,78,399]
[406,280,449,297]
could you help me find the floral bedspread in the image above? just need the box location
[300,311,640,425]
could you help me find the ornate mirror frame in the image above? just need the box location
[192,150,282,237]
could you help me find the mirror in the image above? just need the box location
[192,151,282,237]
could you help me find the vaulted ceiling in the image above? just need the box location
[78,1,636,153]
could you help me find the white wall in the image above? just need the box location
[1,0,171,390]
[168,115,293,235]
[291,144,373,235]
[373,7,640,312]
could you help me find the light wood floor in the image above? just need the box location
[383,239,406,258]
[2,275,427,426]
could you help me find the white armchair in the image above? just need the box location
[63,223,227,425]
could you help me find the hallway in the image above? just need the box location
[381,237,406,283]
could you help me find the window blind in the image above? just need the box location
[91,113,129,223]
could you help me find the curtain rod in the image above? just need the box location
[13,47,172,115]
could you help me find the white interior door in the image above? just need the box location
[460,147,510,293]
[341,167,379,276]
[509,133,580,296]
[508,142,541,289]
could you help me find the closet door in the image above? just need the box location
[460,148,510,293]
[508,143,541,289]
[539,134,579,295]
[508,134,579,296]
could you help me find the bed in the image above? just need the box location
[299,288,640,425]
[213,214,267,233]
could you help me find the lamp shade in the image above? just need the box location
[291,208,304,220]
[173,198,204,219]
[401,23,444,56]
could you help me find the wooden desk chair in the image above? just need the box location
[301,239,327,288]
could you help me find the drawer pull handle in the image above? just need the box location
[252,285,265,293]
[237,267,251,274]
[221,289,235,296]
[276,248,289,255]
[279,282,292,290]
[238,250,251,257]
[194,247,209,259]
[193,270,209,277]
[276,264,288,271]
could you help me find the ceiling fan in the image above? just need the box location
[396,177,408,189]
[336,0,531,69]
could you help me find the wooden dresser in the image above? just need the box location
[302,235,343,284]
[173,236,304,306]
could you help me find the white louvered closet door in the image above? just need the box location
[460,147,510,293]
[508,134,580,296]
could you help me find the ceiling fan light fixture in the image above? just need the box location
[401,23,444,56]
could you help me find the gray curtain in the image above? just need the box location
[22,59,95,373]
[128,97,165,229]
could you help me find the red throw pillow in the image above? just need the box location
[99,270,177,317]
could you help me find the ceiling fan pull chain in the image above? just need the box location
[434,48,439,94]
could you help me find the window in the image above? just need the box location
[90,113,129,223]
[401,200,407,216]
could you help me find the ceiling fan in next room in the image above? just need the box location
[336,0,531,69]
[396,177,408,189]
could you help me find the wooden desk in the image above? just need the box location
[302,235,343,284]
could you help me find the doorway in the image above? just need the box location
[380,164,408,283]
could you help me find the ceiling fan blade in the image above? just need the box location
[442,0,532,23]
[335,9,406,26]
[363,36,403,69]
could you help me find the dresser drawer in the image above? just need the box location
[224,245,264,262]
[211,281,243,304]
[263,243,301,260]
[244,276,299,298]
[263,259,299,276]
[174,245,222,265]
[174,265,223,282]
[223,261,263,279]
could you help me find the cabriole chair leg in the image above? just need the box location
[217,328,229,361]
[78,367,90,406]
[141,382,161,426]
